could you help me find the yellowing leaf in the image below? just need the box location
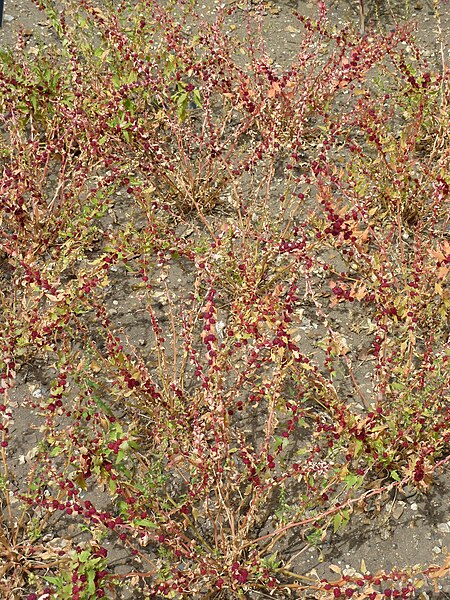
[267,82,281,99]
[435,282,444,296]
[329,563,342,574]
[438,265,449,280]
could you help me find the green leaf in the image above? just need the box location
[77,14,88,28]
[391,382,404,391]
[127,70,138,84]
[134,518,157,528]
[108,478,117,494]
[264,551,281,569]
[390,470,401,482]
[354,439,363,457]
[112,74,122,90]
[274,436,283,451]
[123,98,134,112]
[45,575,61,586]
[87,568,96,594]
[192,88,202,107]
[333,512,343,533]
[344,474,361,489]
[333,509,350,533]
[78,549,91,562]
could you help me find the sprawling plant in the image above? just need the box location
[0,0,448,598]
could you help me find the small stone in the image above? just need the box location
[391,503,405,520]
[3,14,14,23]
[410,502,418,511]
[432,546,441,554]
[437,522,450,534]
[216,321,225,338]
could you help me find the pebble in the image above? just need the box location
[437,522,450,534]
[410,502,418,511]
[3,14,14,23]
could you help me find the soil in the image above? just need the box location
[0,0,449,598]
